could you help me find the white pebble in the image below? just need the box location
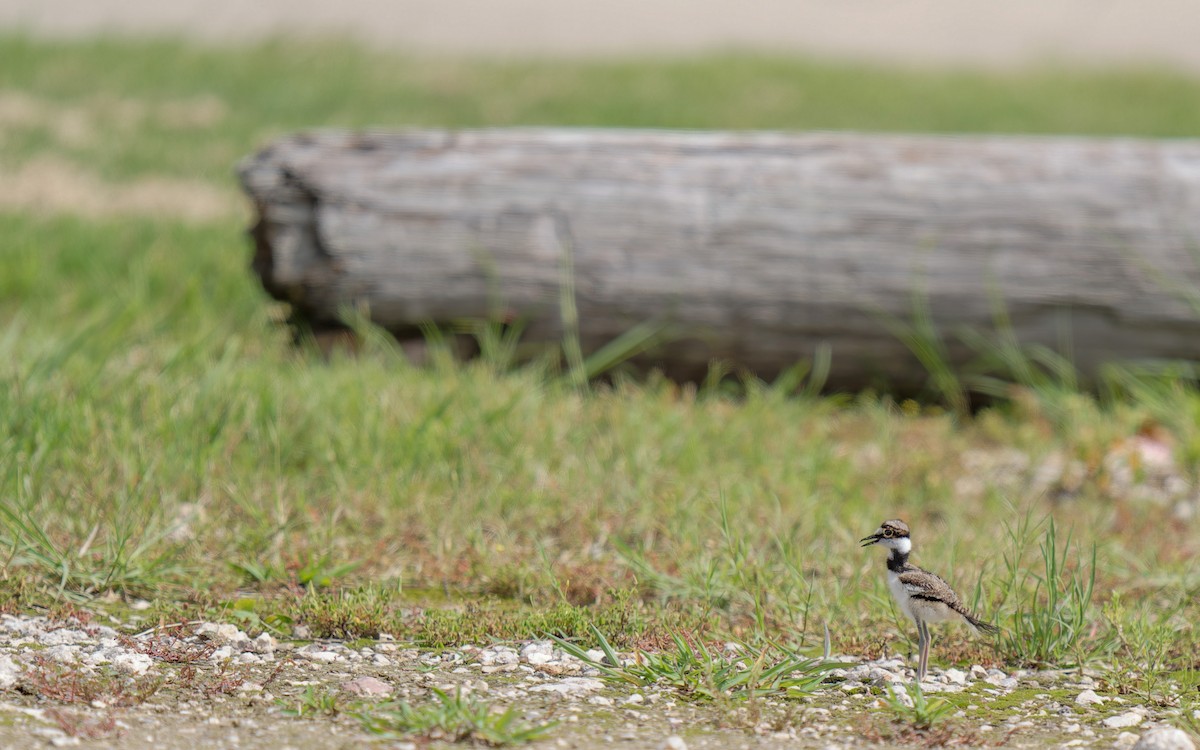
[1104,712,1145,729]
[663,736,688,750]
[1133,728,1196,750]
[1076,689,1106,706]
[943,668,967,686]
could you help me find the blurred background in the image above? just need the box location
[5,0,1200,70]
[3,0,1200,717]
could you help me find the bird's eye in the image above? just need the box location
[882,529,893,538]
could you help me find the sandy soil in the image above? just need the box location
[3,0,1200,71]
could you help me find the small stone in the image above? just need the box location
[585,649,606,663]
[301,650,339,664]
[211,623,248,644]
[1116,732,1141,747]
[249,633,277,654]
[41,629,89,646]
[372,653,392,667]
[624,693,645,705]
[588,695,614,706]
[663,736,688,750]
[1104,712,1145,729]
[43,645,79,664]
[0,655,19,688]
[529,678,605,697]
[868,667,902,685]
[342,676,393,697]
[520,642,555,665]
[888,686,915,708]
[943,668,968,686]
[1133,728,1196,750]
[111,653,154,675]
[1076,689,1106,706]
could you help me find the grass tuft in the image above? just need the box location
[883,681,955,730]
[995,513,1098,667]
[355,688,555,746]
[553,625,843,701]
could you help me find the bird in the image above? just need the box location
[860,518,999,681]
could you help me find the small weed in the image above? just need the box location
[884,681,955,730]
[289,585,391,639]
[293,556,363,590]
[279,685,345,717]
[355,688,554,746]
[177,655,288,699]
[225,597,295,636]
[1098,592,1182,704]
[43,708,123,741]
[119,627,217,663]
[23,657,163,707]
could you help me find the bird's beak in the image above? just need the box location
[860,533,881,547]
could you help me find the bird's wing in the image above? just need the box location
[897,568,961,606]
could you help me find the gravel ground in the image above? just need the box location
[1,614,1196,749]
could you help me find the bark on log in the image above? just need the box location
[237,128,1200,391]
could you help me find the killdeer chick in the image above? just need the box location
[860,519,999,681]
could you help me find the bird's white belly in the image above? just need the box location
[887,570,915,623]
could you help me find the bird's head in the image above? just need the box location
[860,518,911,554]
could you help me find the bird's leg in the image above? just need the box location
[916,620,929,682]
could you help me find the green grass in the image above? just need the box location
[2,34,1200,700]
[355,688,555,745]
[884,681,955,731]
[278,685,345,718]
[5,34,1200,185]
[995,514,1097,667]
[554,625,844,701]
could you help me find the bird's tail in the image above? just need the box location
[965,613,1001,635]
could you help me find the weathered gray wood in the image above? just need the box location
[238,128,1200,390]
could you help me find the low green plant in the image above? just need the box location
[0,487,185,600]
[883,681,955,730]
[1099,592,1189,704]
[995,513,1097,667]
[355,688,554,745]
[553,625,842,701]
[289,585,392,639]
[278,685,345,717]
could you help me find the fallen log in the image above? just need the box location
[237,128,1200,391]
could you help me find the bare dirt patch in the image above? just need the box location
[0,156,239,222]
